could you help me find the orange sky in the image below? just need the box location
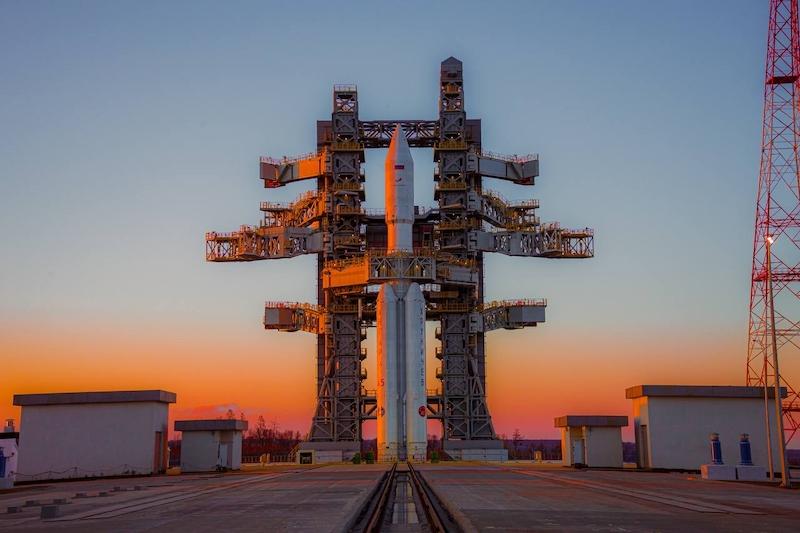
[2,315,766,442]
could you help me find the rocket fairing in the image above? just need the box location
[384,126,414,252]
[376,127,427,462]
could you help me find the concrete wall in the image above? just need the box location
[561,426,622,467]
[17,402,168,481]
[560,427,579,465]
[181,431,219,472]
[632,396,782,471]
[180,430,244,472]
[230,431,242,470]
[456,449,508,461]
[585,426,623,468]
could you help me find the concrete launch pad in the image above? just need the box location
[0,463,797,531]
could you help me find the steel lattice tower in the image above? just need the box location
[206,58,593,460]
[747,0,800,443]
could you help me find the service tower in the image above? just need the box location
[206,57,594,463]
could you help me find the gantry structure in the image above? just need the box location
[206,57,593,458]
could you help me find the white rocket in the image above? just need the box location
[376,126,427,462]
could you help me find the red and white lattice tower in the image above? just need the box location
[747,0,800,443]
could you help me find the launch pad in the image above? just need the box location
[206,57,594,461]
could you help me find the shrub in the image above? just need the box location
[430,451,439,463]
[352,452,362,464]
[364,451,374,464]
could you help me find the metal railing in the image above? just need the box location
[264,301,322,313]
[260,152,320,166]
[478,149,538,163]
[481,299,547,311]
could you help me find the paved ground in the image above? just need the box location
[418,463,800,532]
[0,464,385,532]
[0,463,798,531]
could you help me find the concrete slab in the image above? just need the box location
[737,464,767,481]
[415,463,800,531]
[0,464,386,532]
[0,463,797,531]
[701,464,736,480]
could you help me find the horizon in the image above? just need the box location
[3,0,797,447]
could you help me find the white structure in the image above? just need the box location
[376,126,427,463]
[297,445,346,465]
[13,390,175,481]
[175,419,247,472]
[444,440,508,461]
[627,385,785,473]
[0,419,19,489]
[555,415,627,468]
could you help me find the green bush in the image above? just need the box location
[430,451,439,463]
[364,451,374,464]
[352,452,362,464]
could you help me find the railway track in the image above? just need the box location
[346,462,462,533]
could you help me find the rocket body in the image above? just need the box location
[376,127,427,462]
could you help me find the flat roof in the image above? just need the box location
[625,385,787,400]
[13,390,177,406]
[175,419,248,432]
[554,415,628,428]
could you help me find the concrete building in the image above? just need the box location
[555,415,628,468]
[0,419,19,489]
[13,390,175,481]
[626,385,785,472]
[175,419,247,472]
[297,443,351,464]
[444,440,508,462]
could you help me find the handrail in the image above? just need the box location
[481,299,547,310]
[478,149,538,163]
[264,301,322,313]
[260,152,321,166]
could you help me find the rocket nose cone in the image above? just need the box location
[388,125,410,156]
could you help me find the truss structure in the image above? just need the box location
[747,0,800,444]
[206,57,593,455]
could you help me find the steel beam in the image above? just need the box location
[205,226,323,261]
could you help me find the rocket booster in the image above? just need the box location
[377,126,427,462]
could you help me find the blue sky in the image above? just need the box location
[1,0,764,330]
[0,1,783,433]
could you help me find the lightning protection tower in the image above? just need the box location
[747,0,800,445]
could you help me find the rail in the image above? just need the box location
[408,463,459,532]
[332,182,364,192]
[345,463,461,533]
[331,141,364,151]
[325,248,436,270]
[435,139,468,151]
[478,149,538,163]
[260,152,320,166]
[435,302,472,313]
[436,181,467,190]
[483,189,539,211]
[264,301,322,313]
[345,462,396,533]
[481,298,547,310]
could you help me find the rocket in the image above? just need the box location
[376,126,427,462]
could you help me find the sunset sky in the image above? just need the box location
[2,1,792,443]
